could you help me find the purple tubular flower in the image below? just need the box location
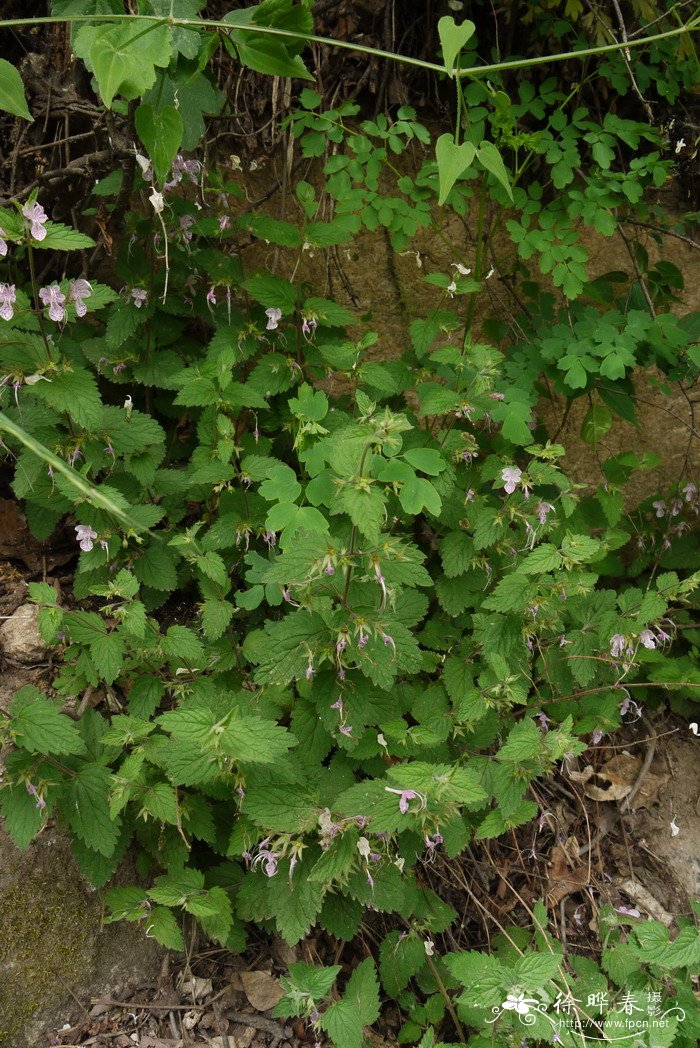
[301,314,317,338]
[0,283,16,321]
[75,524,97,552]
[384,787,428,814]
[639,629,656,650]
[306,663,314,681]
[0,228,8,256]
[22,202,48,241]
[339,725,352,737]
[265,307,282,331]
[591,729,604,745]
[163,154,200,191]
[39,284,66,323]
[610,634,626,659]
[206,287,217,306]
[501,466,522,494]
[374,561,387,605]
[69,279,92,317]
[425,833,444,850]
[179,214,195,241]
[131,288,148,308]
[399,790,417,813]
[536,502,555,525]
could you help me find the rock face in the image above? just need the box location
[0,829,162,1047]
[0,604,49,665]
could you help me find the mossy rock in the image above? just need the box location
[0,828,162,1047]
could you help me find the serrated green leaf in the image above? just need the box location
[86,23,172,108]
[0,784,45,847]
[62,764,119,857]
[244,784,319,834]
[380,932,427,996]
[497,719,541,763]
[517,544,563,574]
[10,687,85,756]
[269,857,324,945]
[90,632,125,686]
[146,905,185,950]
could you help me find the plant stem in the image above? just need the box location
[0,13,696,81]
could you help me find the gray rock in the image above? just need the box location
[0,604,49,665]
[0,829,163,1047]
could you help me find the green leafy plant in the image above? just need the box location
[0,3,698,1046]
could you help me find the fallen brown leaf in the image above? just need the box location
[547,844,590,906]
[239,970,285,1012]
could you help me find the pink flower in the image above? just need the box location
[75,524,97,552]
[131,288,148,308]
[536,502,554,525]
[0,283,16,321]
[652,499,666,518]
[610,634,627,658]
[206,287,217,306]
[501,466,522,494]
[179,214,195,241]
[265,307,282,331]
[0,228,7,256]
[163,154,200,191]
[301,314,317,337]
[639,629,656,650]
[385,786,427,814]
[219,215,230,232]
[339,725,353,737]
[39,284,66,323]
[22,202,48,241]
[69,279,92,317]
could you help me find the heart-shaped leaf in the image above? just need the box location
[436,134,476,206]
[437,16,476,77]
